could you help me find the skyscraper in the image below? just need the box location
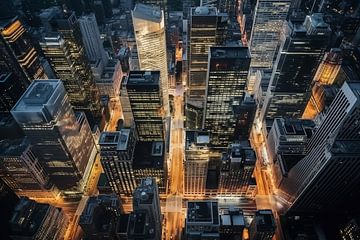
[184,131,210,197]
[203,46,251,149]
[186,201,220,239]
[249,210,276,240]
[79,13,108,65]
[11,80,96,191]
[0,17,47,82]
[262,14,330,120]
[99,127,137,196]
[132,4,169,117]
[0,73,27,113]
[280,82,360,214]
[9,197,67,240]
[0,137,55,198]
[39,8,100,121]
[122,71,165,142]
[132,177,162,240]
[266,118,315,188]
[79,194,122,239]
[187,7,228,129]
[249,0,292,69]
[218,143,257,198]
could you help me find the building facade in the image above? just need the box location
[39,8,101,121]
[0,138,55,198]
[187,7,228,129]
[79,13,108,65]
[218,143,257,198]
[185,131,210,197]
[122,71,165,142]
[280,82,360,214]
[132,177,162,240]
[9,197,67,240]
[249,0,292,69]
[11,80,96,191]
[0,17,47,82]
[249,210,276,240]
[262,14,330,119]
[132,4,169,117]
[99,128,138,196]
[203,46,251,149]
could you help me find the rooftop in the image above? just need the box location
[187,201,219,225]
[99,129,131,151]
[210,46,251,59]
[126,71,160,86]
[132,4,162,23]
[133,178,157,206]
[133,141,164,169]
[10,197,50,237]
[11,80,61,113]
[185,130,210,150]
[191,6,218,16]
[254,210,276,230]
[79,195,120,227]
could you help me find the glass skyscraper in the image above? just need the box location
[11,80,96,191]
[132,4,169,117]
[203,46,251,149]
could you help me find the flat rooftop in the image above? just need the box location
[185,130,209,149]
[133,141,164,169]
[210,46,251,59]
[132,4,162,23]
[255,210,276,230]
[126,71,160,86]
[191,6,218,16]
[187,201,219,225]
[11,80,60,113]
[133,178,156,205]
[99,129,131,151]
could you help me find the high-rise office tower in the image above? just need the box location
[280,82,360,214]
[233,94,257,141]
[135,0,168,19]
[11,80,96,191]
[0,73,27,113]
[302,83,339,120]
[132,4,169,117]
[9,197,67,240]
[219,143,257,198]
[266,118,315,188]
[249,0,292,69]
[79,194,122,239]
[122,71,165,142]
[339,218,360,240]
[0,17,47,83]
[187,7,228,129]
[132,177,162,240]
[79,13,108,65]
[219,206,246,239]
[99,127,137,196]
[0,179,19,239]
[249,210,276,240]
[39,8,100,121]
[203,47,250,149]
[186,201,220,239]
[133,141,166,194]
[302,48,342,119]
[262,14,331,120]
[0,137,55,198]
[184,131,210,197]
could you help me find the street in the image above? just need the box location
[166,86,185,240]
